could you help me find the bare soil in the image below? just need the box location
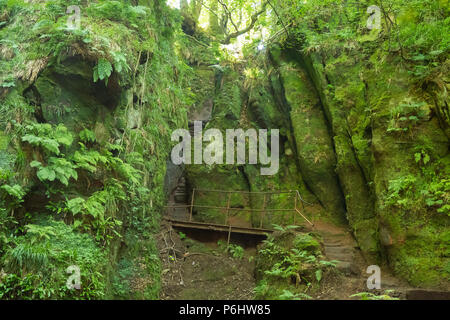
[157,219,417,300]
[157,222,257,300]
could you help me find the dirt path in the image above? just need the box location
[157,222,256,300]
[157,218,431,300]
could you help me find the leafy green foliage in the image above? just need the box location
[217,240,245,259]
[66,184,124,245]
[111,51,130,74]
[0,208,17,256]
[383,151,450,216]
[2,218,107,300]
[93,58,113,85]
[1,184,25,206]
[30,158,78,186]
[351,290,399,300]
[279,289,312,300]
[24,224,56,244]
[79,129,96,144]
[258,232,335,287]
[0,273,53,300]
[21,123,73,155]
[387,101,428,134]
[270,0,448,81]
[86,0,149,27]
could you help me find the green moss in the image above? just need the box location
[293,233,321,253]
[389,227,450,287]
[279,60,346,222]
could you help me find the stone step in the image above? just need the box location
[324,246,353,256]
[336,261,360,275]
[322,242,345,247]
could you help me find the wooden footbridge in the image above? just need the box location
[165,189,314,244]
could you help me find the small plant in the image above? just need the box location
[93,58,113,85]
[217,240,244,259]
[30,158,78,186]
[272,224,299,232]
[386,101,427,134]
[1,184,26,210]
[178,232,186,240]
[25,224,56,244]
[228,244,244,259]
[279,289,312,300]
[21,123,73,155]
[79,129,96,144]
[351,290,399,300]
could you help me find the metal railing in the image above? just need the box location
[165,189,314,229]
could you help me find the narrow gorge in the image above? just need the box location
[0,0,448,300]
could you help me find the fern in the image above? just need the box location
[1,184,25,202]
[31,157,78,186]
[21,123,73,155]
[73,149,109,173]
[93,58,113,85]
[279,290,312,300]
[111,51,130,74]
[5,242,50,273]
[25,224,56,244]
[79,129,96,144]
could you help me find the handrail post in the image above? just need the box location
[225,192,231,225]
[189,188,195,222]
[294,192,297,225]
[260,194,267,228]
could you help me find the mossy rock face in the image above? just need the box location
[366,63,449,286]
[32,57,120,131]
[387,227,450,288]
[184,63,312,227]
[278,61,346,221]
[185,165,251,224]
[0,0,190,299]
[189,66,216,121]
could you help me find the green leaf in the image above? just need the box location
[414,153,422,163]
[41,138,60,154]
[37,167,56,182]
[73,219,83,229]
[30,161,42,168]
[315,269,322,282]
[67,198,85,215]
[1,184,26,200]
[93,58,113,84]
[22,134,42,145]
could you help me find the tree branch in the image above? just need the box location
[220,1,269,44]
[267,0,289,36]
[217,0,239,32]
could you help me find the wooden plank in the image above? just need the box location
[165,218,272,236]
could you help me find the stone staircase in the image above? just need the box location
[168,176,190,221]
[319,230,362,276]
